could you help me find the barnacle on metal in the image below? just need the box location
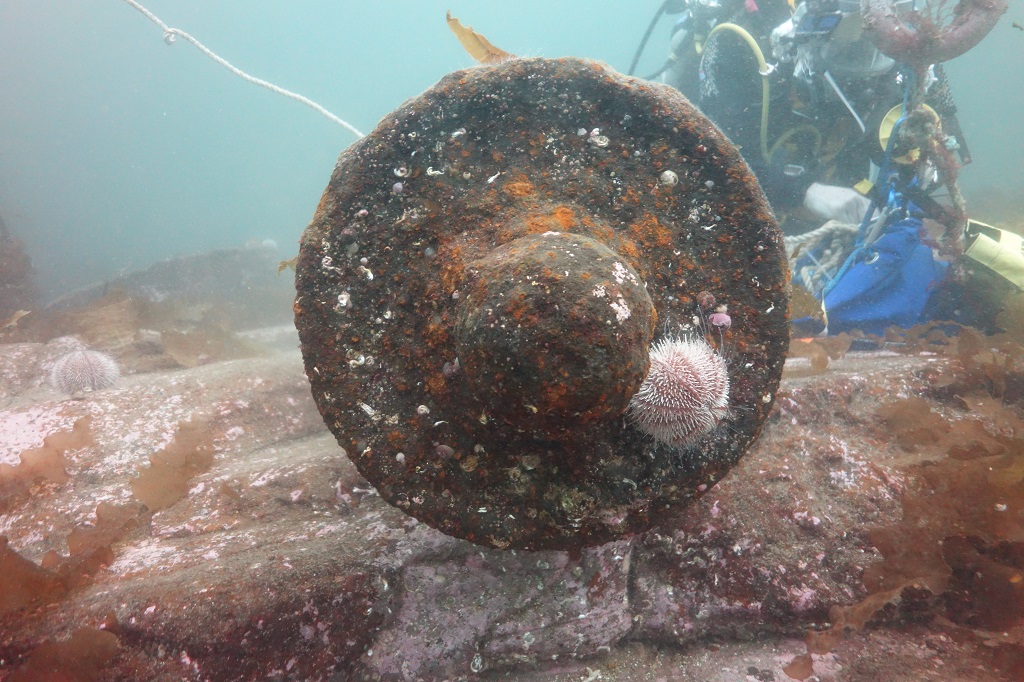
[294,57,789,551]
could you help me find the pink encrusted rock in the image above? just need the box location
[0,347,1016,681]
[0,336,87,402]
[366,539,634,679]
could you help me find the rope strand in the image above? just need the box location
[785,220,860,296]
[121,0,365,138]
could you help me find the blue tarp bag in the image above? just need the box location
[822,218,948,335]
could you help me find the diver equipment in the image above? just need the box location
[932,69,973,165]
[817,1,899,78]
[878,103,939,164]
[787,1,899,81]
[703,11,876,171]
[670,1,871,167]
[791,57,989,336]
[876,70,972,166]
[823,70,866,133]
[790,98,948,334]
[768,124,823,167]
[785,0,901,145]
[818,215,948,334]
[701,22,775,162]
[794,4,844,41]
[628,0,690,77]
[683,1,997,335]
[964,221,1024,290]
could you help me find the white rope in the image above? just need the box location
[785,220,860,295]
[121,0,365,139]
[783,220,858,255]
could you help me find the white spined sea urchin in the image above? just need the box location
[629,335,729,447]
[50,349,121,396]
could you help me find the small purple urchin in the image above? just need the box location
[50,349,121,396]
[629,335,729,447]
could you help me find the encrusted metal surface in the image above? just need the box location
[295,57,789,551]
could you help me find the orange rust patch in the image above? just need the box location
[552,206,576,230]
[523,216,550,235]
[630,214,673,248]
[504,176,535,197]
[726,167,749,182]
[496,223,524,243]
[314,188,332,215]
[544,383,569,408]
[438,243,468,291]
[439,263,465,292]
[505,295,532,321]
[521,207,577,236]
[426,373,446,394]
[615,238,641,265]
[423,320,450,349]
[589,223,612,242]
[618,187,642,206]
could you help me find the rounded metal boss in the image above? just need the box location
[295,57,789,551]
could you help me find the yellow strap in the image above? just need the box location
[964,226,1024,289]
[853,179,874,196]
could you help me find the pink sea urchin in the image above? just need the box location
[629,335,729,447]
[50,349,120,396]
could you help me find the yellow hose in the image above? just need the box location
[701,22,772,162]
[767,124,822,162]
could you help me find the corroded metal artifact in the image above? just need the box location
[861,0,1008,68]
[295,57,789,551]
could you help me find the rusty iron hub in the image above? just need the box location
[455,231,656,435]
[294,57,789,551]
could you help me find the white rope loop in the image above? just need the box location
[121,0,365,139]
[785,220,860,295]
